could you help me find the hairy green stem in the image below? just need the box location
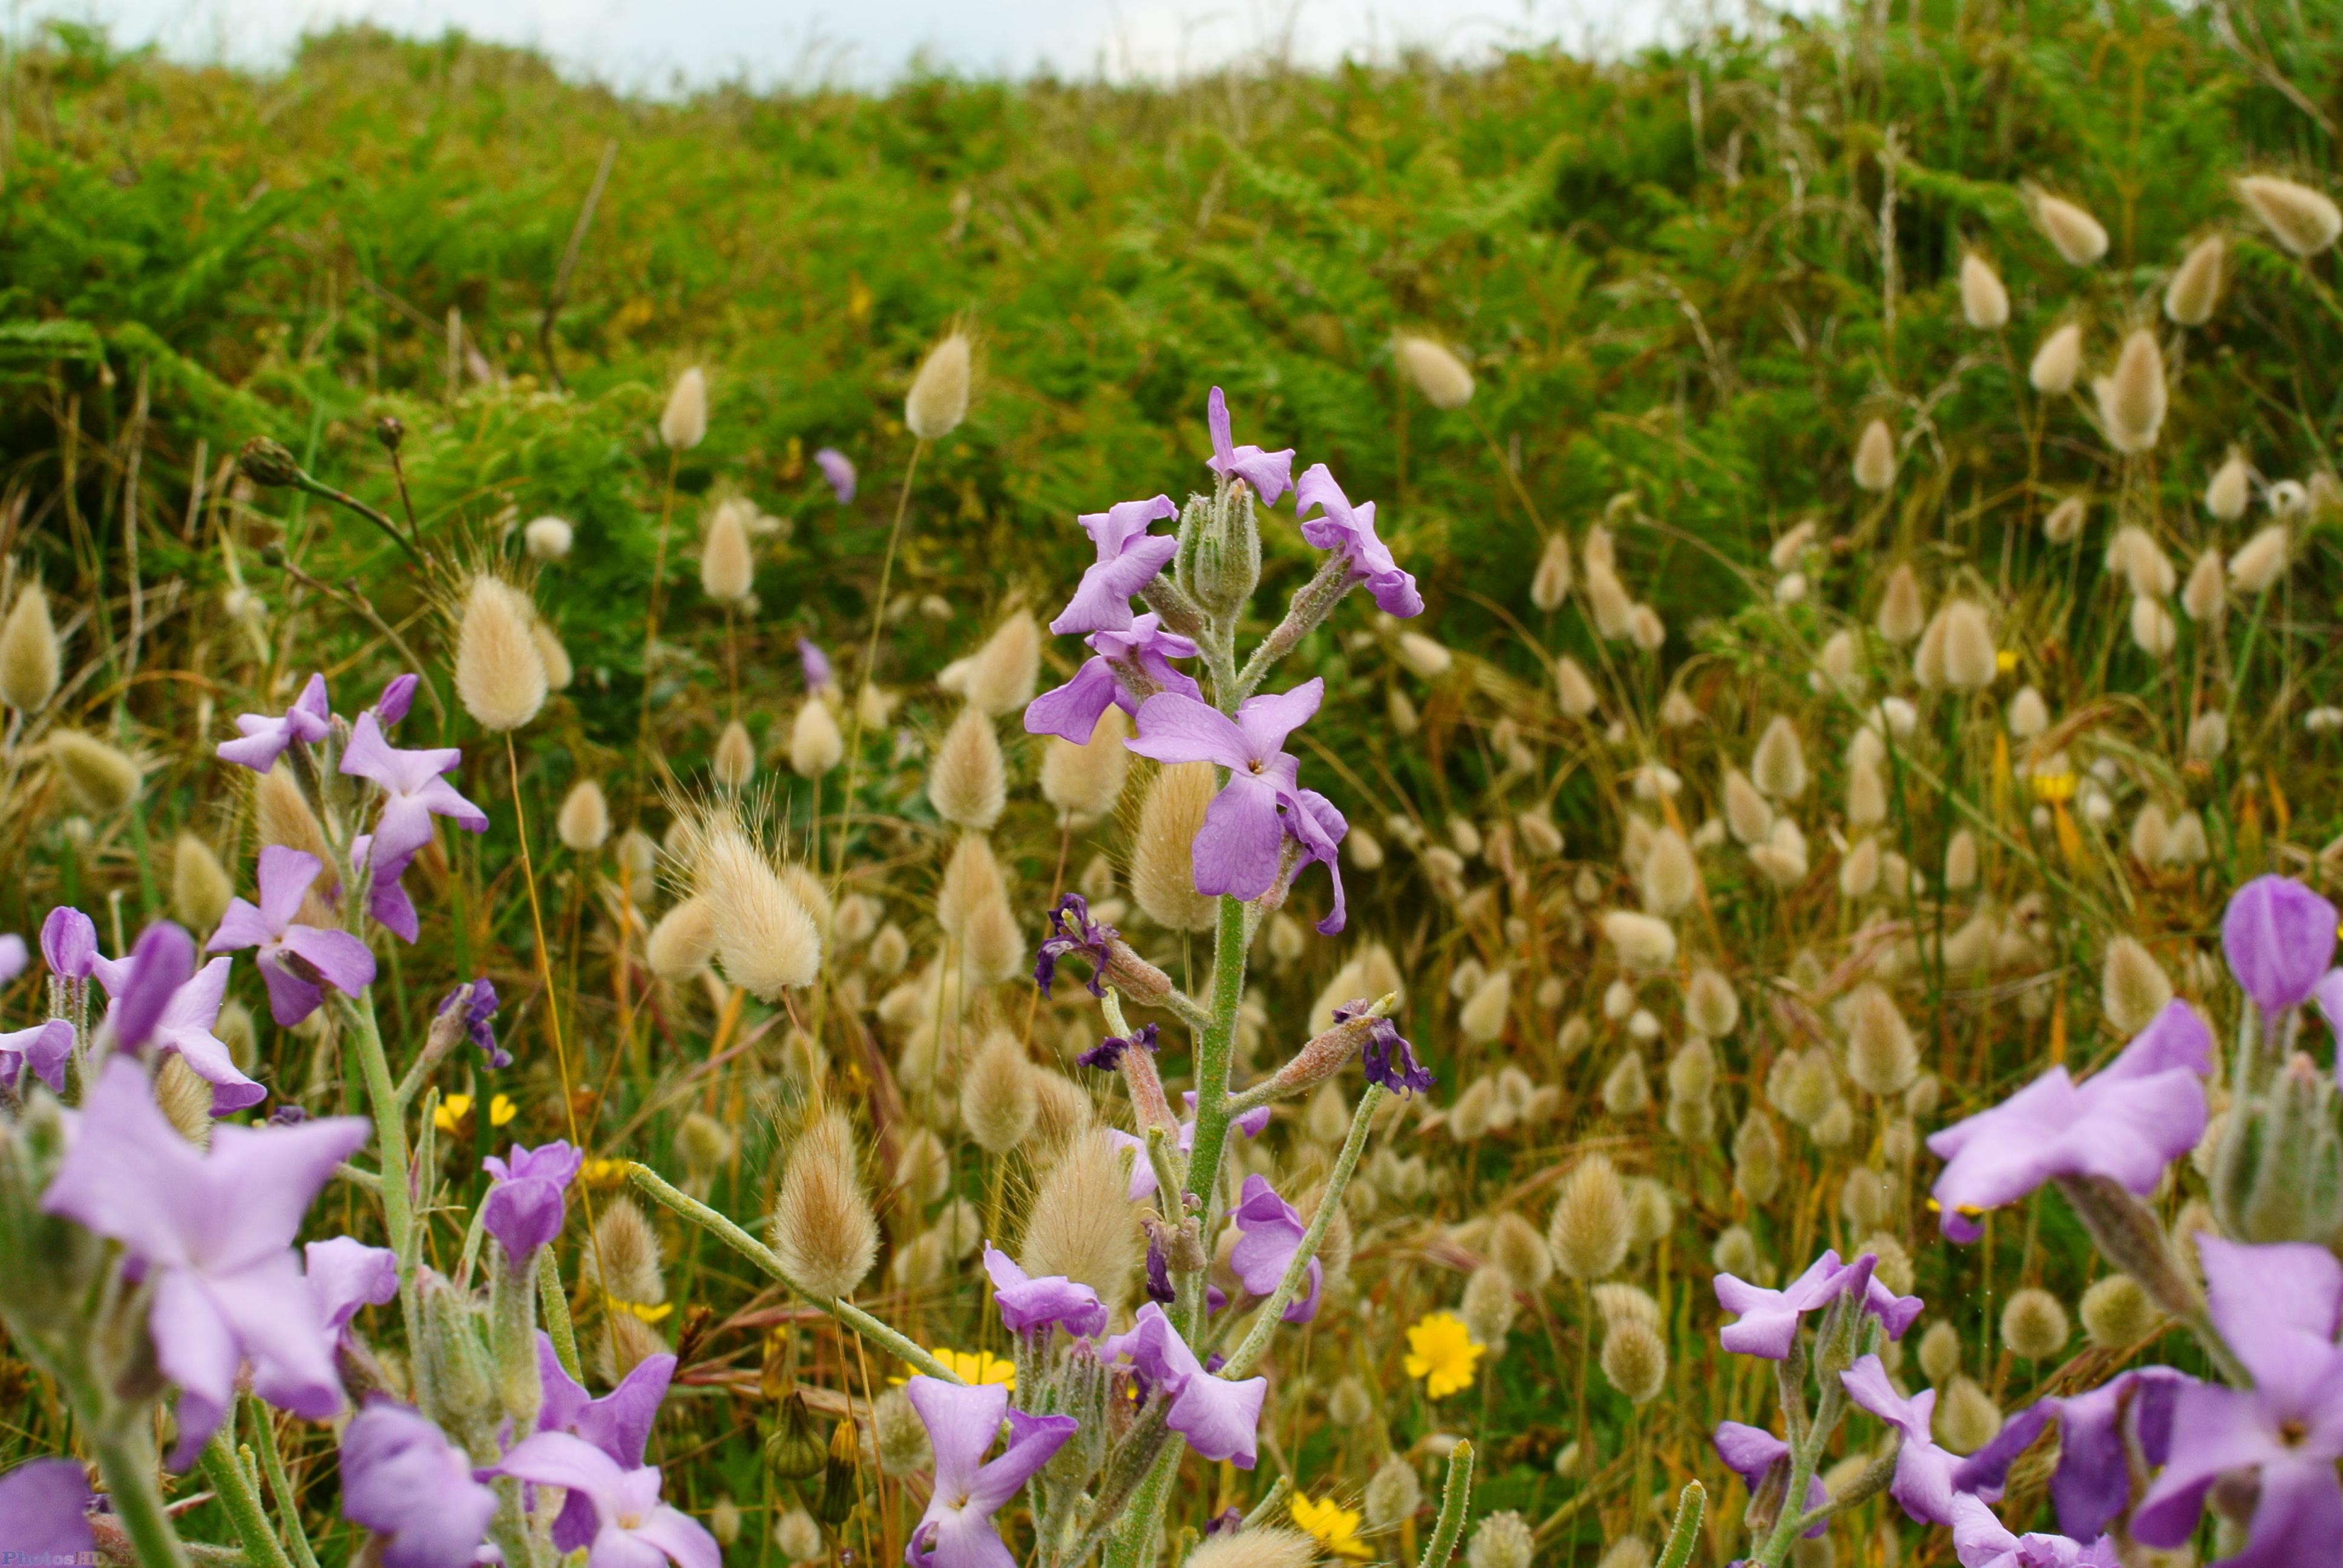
[94,1426,193,1568]
[1175,893,1251,1344]
[1220,1083,1385,1378]
[244,1395,320,1568]
[1656,1481,1705,1568]
[1417,1440,1475,1568]
[203,1427,297,1568]
[336,991,422,1384]
[539,1244,583,1384]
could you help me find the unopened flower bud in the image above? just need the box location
[238,437,303,488]
[1176,487,1261,622]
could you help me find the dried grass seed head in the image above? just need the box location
[790,697,844,779]
[1530,532,1574,610]
[1189,1529,1321,1568]
[647,896,719,980]
[906,332,974,440]
[964,610,1041,716]
[700,499,756,604]
[1396,334,1475,409]
[171,834,234,932]
[1959,253,2010,329]
[1548,1153,1631,1280]
[2030,322,2084,394]
[2096,330,2168,454]
[2001,1287,2070,1361]
[2101,936,2173,1035]
[2229,524,2289,592]
[694,813,822,998]
[1852,419,1897,492]
[454,574,548,731]
[770,1109,879,1300]
[1751,715,1808,800]
[50,730,139,814]
[928,706,1007,831]
[1018,1131,1141,1312]
[660,366,709,450]
[1040,705,1130,818]
[2031,188,2110,264]
[2239,174,2343,256]
[2165,234,2227,326]
[557,780,611,852]
[1132,761,1219,931]
[712,720,758,790]
[585,1195,667,1306]
[0,581,59,713]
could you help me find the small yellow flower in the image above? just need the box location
[579,1157,631,1186]
[605,1293,673,1324]
[1404,1311,1483,1399]
[487,1094,517,1127]
[1995,648,2018,675]
[432,1094,473,1133]
[2029,771,2078,805]
[1290,1494,1372,1561]
[930,1348,1015,1390]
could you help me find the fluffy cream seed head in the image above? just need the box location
[694,817,822,999]
[523,515,573,560]
[2239,174,2343,258]
[1548,1154,1631,1281]
[1600,1319,1668,1404]
[700,501,756,604]
[1530,533,1574,610]
[928,707,1006,831]
[532,619,574,691]
[905,332,974,440]
[647,896,718,980]
[2031,189,2110,265]
[1686,967,1739,1036]
[50,730,140,814]
[1959,253,2010,329]
[770,1109,879,1301]
[1396,334,1475,409]
[712,720,756,791]
[1722,768,1772,846]
[1844,982,1918,1096]
[1599,910,1676,972]
[1637,828,1699,916]
[2101,936,2173,1035]
[1019,1131,1141,1312]
[2042,494,2087,543]
[2131,594,2178,659]
[2181,549,2227,625]
[1132,762,1219,932]
[2229,524,2289,593]
[1852,418,1897,492]
[0,582,60,713]
[2030,322,2083,395]
[964,610,1041,716]
[557,780,611,852]
[1466,1512,1535,1568]
[790,698,844,779]
[2095,330,2168,455]
[1553,655,1599,717]
[454,575,548,732]
[2165,234,2226,326]
[937,832,1006,939]
[1040,705,1130,819]
[2206,454,2252,521]
[1939,600,1998,690]
[1876,563,1926,643]
[1751,715,1807,801]
[2080,1275,2164,1349]
[960,1036,1040,1154]
[660,367,708,451]
[1188,1530,1320,1568]
[171,833,234,932]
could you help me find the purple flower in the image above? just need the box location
[1098,1303,1265,1467]
[983,1244,1109,1338]
[41,1059,367,1465]
[1204,387,1294,505]
[1711,1423,1826,1537]
[208,846,379,1028]
[1950,1496,2122,1568]
[1078,1022,1158,1071]
[2132,1234,2343,1565]
[1927,999,2212,1241]
[799,636,834,691]
[338,1400,498,1568]
[1335,999,1432,1095]
[0,1020,71,1094]
[217,673,332,773]
[2224,875,2339,1019]
[1034,894,1116,999]
[94,920,197,1056]
[1023,615,1202,744]
[1050,496,1179,636]
[306,1236,400,1336]
[1124,681,1326,903]
[1713,1250,1918,1360]
[537,1331,677,1552]
[41,906,96,979]
[902,1377,1077,1568]
[1293,465,1422,618]
[349,834,422,944]
[1229,1175,1320,1322]
[0,1459,92,1562]
[375,673,421,729]
[490,1431,718,1568]
[88,945,261,1113]
[438,978,506,1069]
[1955,1368,2187,1541]
[0,933,27,984]
[1839,1354,1999,1526]
[814,448,857,504]
[480,1141,581,1264]
[341,711,490,872]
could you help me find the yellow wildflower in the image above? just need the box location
[433,1094,473,1132]
[605,1293,673,1324]
[580,1157,632,1186]
[2030,771,2078,805]
[929,1348,1015,1390]
[1995,648,2018,675]
[1404,1310,1483,1398]
[1290,1494,1372,1561]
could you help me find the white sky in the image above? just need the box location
[32,0,1758,92]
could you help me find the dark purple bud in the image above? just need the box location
[1034,893,1117,1000]
[269,1103,312,1126]
[1079,1022,1159,1071]
[1145,1236,1175,1305]
[439,978,506,1068]
[375,673,421,729]
[1335,999,1434,1097]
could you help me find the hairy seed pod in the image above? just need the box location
[1752,716,1807,801]
[770,1109,879,1301]
[1040,705,1129,818]
[696,820,821,998]
[1845,983,1919,1096]
[2030,322,2083,394]
[1553,655,1599,717]
[1686,967,1738,1036]
[2080,1275,2163,1349]
[171,834,234,933]
[1600,1319,1668,1404]
[660,366,708,450]
[790,698,844,779]
[1132,762,1218,931]
[2101,937,2173,1036]
[1734,1112,1783,1203]
[2001,1287,2069,1361]
[1723,768,1772,846]
[49,730,139,814]
[454,575,547,731]
[1918,1321,1962,1384]
[0,582,59,713]
[1019,1132,1140,1312]
[1600,910,1676,973]
[2129,595,2177,659]
[1601,1051,1651,1118]
[1548,1154,1631,1281]
[712,720,756,790]
[2031,189,2109,265]
[963,611,1040,717]
[2165,234,2226,326]
[2042,493,2086,543]
[701,500,756,603]
[584,1195,667,1307]
[1396,334,1475,409]
[2096,330,2168,455]
[1959,253,2009,329]
[1365,1457,1424,1532]
[1933,1375,2003,1455]
[905,332,973,440]
[2238,174,2343,257]
[1487,1211,1552,1292]
[2229,524,2288,593]
[1852,419,1896,492]
[1530,533,1573,610]
[1190,1530,1319,1568]
[928,707,1006,831]
[647,896,718,980]
[557,780,610,853]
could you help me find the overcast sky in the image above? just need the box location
[39,0,1760,91]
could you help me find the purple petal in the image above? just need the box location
[2224,875,2340,1016]
[0,1019,74,1093]
[1231,679,1323,759]
[306,1236,399,1336]
[1126,691,1257,773]
[798,637,834,690]
[0,933,28,984]
[905,1377,1011,1497]
[1050,535,1178,636]
[1078,495,1178,558]
[340,1400,499,1568]
[814,448,857,505]
[41,906,96,979]
[1023,658,1123,744]
[2198,1233,2343,1396]
[280,924,379,999]
[111,921,197,1053]
[481,1180,566,1263]
[0,1459,91,1561]
[1191,774,1285,902]
[1166,1369,1267,1468]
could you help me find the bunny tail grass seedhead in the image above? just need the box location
[1487,1210,1552,1292]
[2130,595,2178,659]
[771,1109,879,1301]
[1751,715,1807,800]
[2043,494,2087,542]
[1188,1529,1320,1568]
[2080,1275,2164,1348]
[454,573,548,731]
[1851,419,1896,491]
[2100,937,2172,1035]
[700,500,756,604]
[2000,1287,2069,1361]
[928,705,1006,831]
[1959,253,2010,329]
[583,1195,667,1307]
[1686,967,1738,1036]
[660,365,709,451]
[2030,186,2110,265]
[1875,563,1925,643]
[1465,1511,1533,1568]
[2182,550,2226,624]
[49,731,139,815]
[1940,600,1997,690]
[937,831,1006,939]
[154,1054,214,1148]
[2229,524,2289,593]
[964,609,1041,717]
[1530,532,1573,610]
[1723,768,1772,846]
[693,811,822,998]
[523,514,573,560]
[1600,910,1676,972]
[1548,1152,1630,1281]
[790,697,844,779]
[712,720,757,791]
[1844,982,1918,1096]
[962,1030,1038,1154]
[0,581,59,713]
[2206,453,2252,521]
[2165,234,2226,325]
[1638,829,1699,916]
[2239,174,2343,257]
[171,834,234,932]
[532,619,574,691]
[1600,1319,1668,1404]
[1553,655,1599,717]
[1133,760,1219,931]
[647,896,719,980]
[557,780,611,853]
[1018,1129,1140,1312]
[1041,705,1130,818]
[905,331,974,440]
[1396,333,1475,409]
[2096,330,2168,454]
[2030,322,2083,394]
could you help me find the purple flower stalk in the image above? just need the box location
[799,636,834,691]
[1712,1250,1919,1360]
[1229,1175,1321,1322]
[1711,1423,1826,1537]
[0,1019,71,1094]
[40,1059,367,1465]
[208,846,379,1027]
[902,1377,1077,1568]
[1204,387,1295,505]
[437,978,506,1069]
[217,673,332,773]
[88,941,260,1112]
[1927,999,2212,1241]
[1955,1368,2187,1541]
[41,906,96,980]
[490,1431,719,1568]
[1050,495,1179,636]
[338,1399,499,1568]
[537,1331,678,1552]
[983,1245,1109,1338]
[814,447,857,504]
[2132,1233,2343,1564]
[0,1459,92,1562]
[1098,1303,1265,1467]
[2223,874,2340,1019]
[1334,999,1433,1096]
[1292,465,1423,618]
[1023,615,1202,744]
[480,1141,582,1264]
[1034,894,1116,999]
[1839,1353,1999,1526]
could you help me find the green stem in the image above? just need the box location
[202,1427,297,1568]
[539,1244,583,1385]
[1175,893,1250,1343]
[625,1162,963,1383]
[1219,1083,1385,1379]
[1101,1442,1181,1568]
[244,1395,320,1568]
[1656,1482,1705,1568]
[1417,1440,1475,1568]
[336,991,422,1373]
[93,1428,192,1568]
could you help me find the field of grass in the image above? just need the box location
[1,1,2341,1565]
